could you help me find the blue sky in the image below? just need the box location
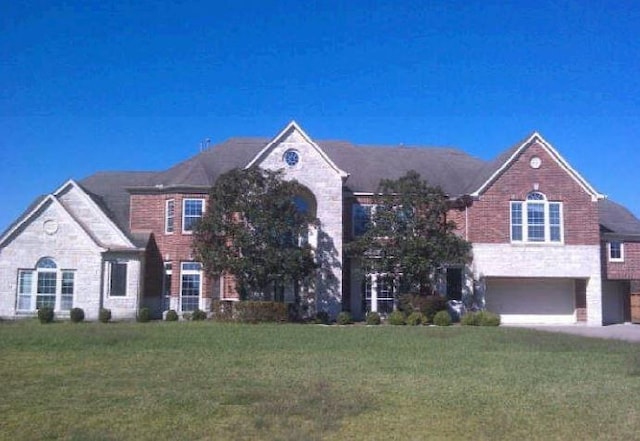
[1,0,639,232]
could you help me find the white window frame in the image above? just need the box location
[182,198,205,234]
[510,192,563,244]
[364,273,395,314]
[180,262,202,312]
[608,241,624,262]
[165,199,175,234]
[16,258,75,312]
[162,262,172,310]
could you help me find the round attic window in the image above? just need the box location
[283,149,299,167]
[43,219,58,235]
[529,156,542,169]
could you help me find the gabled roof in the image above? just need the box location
[245,121,349,178]
[599,199,640,239]
[0,193,106,252]
[469,132,604,200]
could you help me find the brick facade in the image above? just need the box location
[603,241,640,280]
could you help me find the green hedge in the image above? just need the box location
[211,300,288,323]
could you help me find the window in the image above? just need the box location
[165,199,175,234]
[609,241,624,262]
[109,262,127,297]
[363,273,395,314]
[510,192,563,243]
[180,262,202,312]
[162,262,172,310]
[353,203,373,236]
[182,198,205,233]
[16,258,75,312]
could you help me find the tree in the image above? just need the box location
[193,167,318,301]
[347,170,471,296]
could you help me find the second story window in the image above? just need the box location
[510,192,563,244]
[608,241,624,262]
[353,203,374,237]
[183,198,205,233]
[165,200,175,234]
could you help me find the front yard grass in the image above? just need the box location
[0,320,639,440]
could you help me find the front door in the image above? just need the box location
[446,268,462,301]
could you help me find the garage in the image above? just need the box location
[485,278,576,324]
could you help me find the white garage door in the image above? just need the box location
[486,278,576,325]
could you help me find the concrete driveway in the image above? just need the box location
[512,323,640,343]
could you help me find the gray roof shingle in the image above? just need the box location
[599,199,640,239]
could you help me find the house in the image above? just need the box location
[1,121,639,324]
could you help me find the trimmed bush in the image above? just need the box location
[192,309,207,321]
[165,309,179,321]
[461,311,501,326]
[421,296,448,323]
[234,301,288,323]
[433,310,452,326]
[211,300,234,322]
[478,311,501,326]
[99,308,112,323]
[387,310,405,325]
[37,307,54,324]
[314,311,330,325]
[137,307,151,322]
[406,311,427,326]
[336,311,353,325]
[69,307,85,323]
[460,311,480,326]
[366,311,381,325]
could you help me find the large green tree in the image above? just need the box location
[348,170,472,295]
[193,167,317,301]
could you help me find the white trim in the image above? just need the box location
[165,199,175,234]
[608,241,624,262]
[510,193,564,244]
[180,261,202,312]
[106,260,129,298]
[181,198,205,234]
[471,133,604,200]
[244,120,349,178]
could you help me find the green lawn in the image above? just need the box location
[0,320,639,441]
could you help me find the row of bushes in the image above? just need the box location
[211,300,288,323]
[37,307,113,324]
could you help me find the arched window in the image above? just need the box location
[16,257,75,312]
[510,192,563,243]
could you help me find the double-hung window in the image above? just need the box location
[363,273,395,314]
[608,241,624,262]
[510,192,563,243]
[108,261,128,297]
[182,198,205,233]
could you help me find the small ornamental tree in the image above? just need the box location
[348,170,472,297]
[193,167,318,303]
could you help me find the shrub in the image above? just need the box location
[460,311,480,326]
[99,308,112,323]
[234,301,288,323]
[37,307,54,324]
[336,311,352,325]
[182,312,193,321]
[165,309,179,321]
[314,310,330,325]
[387,310,405,325]
[478,310,501,326]
[211,300,234,322]
[421,295,448,322]
[366,311,381,325]
[406,311,427,326]
[433,310,452,326]
[461,311,501,326]
[137,307,151,322]
[192,309,207,321]
[69,307,85,323]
